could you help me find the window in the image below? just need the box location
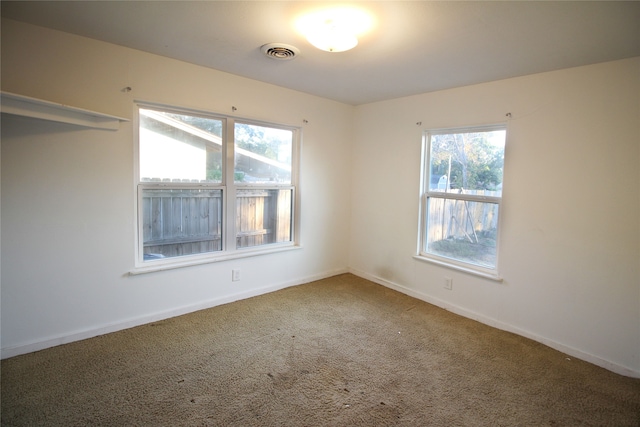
[418,125,506,277]
[136,105,299,267]
[233,122,294,249]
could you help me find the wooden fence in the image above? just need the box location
[142,189,222,258]
[236,189,292,248]
[142,188,292,258]
[427,193,499,244]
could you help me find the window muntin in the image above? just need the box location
[420,126,506,273]
[137,105,298,266]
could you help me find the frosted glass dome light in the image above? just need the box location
[306,21,358,52]
[297,8,373,53]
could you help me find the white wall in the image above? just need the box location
[350,57,640,376]
[0,19,353,356]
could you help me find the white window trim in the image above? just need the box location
[131,102,301,275]
[416,123,506,280]
[130,245,303,276]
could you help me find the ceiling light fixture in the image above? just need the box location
[296,7,373,53]
[306,19,358,53]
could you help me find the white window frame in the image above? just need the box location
[132,102,301,274]
[415,124,506,281]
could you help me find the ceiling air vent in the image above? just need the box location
[261,43,300,60]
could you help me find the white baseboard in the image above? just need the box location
[1,268,349,360]
[350,268,640,379]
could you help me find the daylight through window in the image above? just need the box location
[419,125,506,275]
[137,105,298,266]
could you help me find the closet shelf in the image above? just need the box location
[1,91,128,130]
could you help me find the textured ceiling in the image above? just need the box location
[2,1,639,105]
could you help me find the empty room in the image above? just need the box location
[1,1,639,425]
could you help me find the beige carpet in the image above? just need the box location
[2,274,639,426]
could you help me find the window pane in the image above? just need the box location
[234,123,292,184]
[139,109,223,183]
[425,197,499,269]
[236,188,292,248]
[142,188,222,260]
[429,130,505,196]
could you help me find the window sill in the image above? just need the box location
[413,255,503,282]
[129,244,302,276]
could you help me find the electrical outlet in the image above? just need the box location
[444,277,453,290]
[232,269,241,281]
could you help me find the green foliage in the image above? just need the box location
[234,123,282,161]
[431,131,504,191]
[206,168,222,181]
[204,169,246,182]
